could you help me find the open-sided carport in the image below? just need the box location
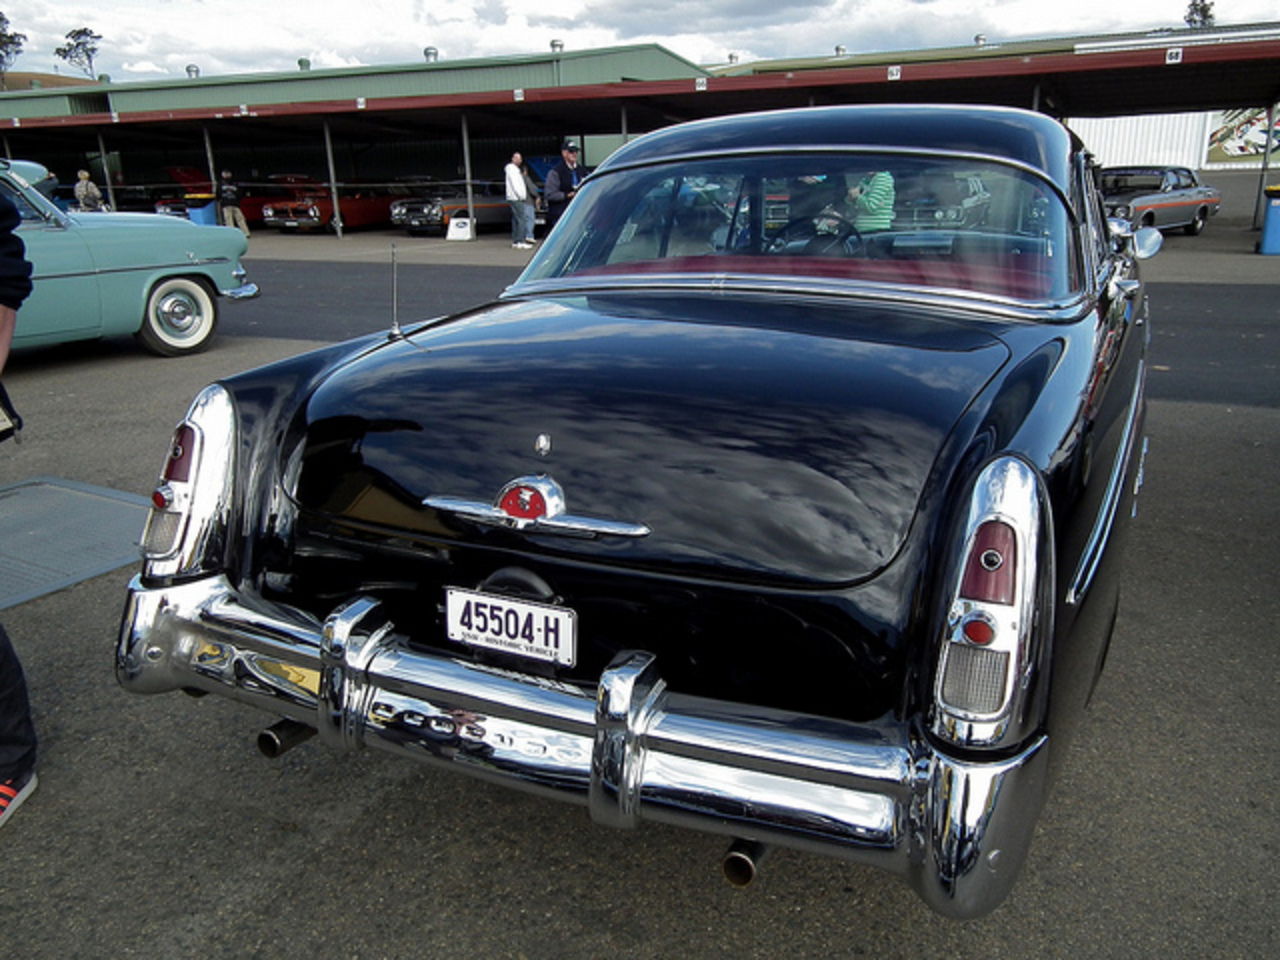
[2,22,1278,232]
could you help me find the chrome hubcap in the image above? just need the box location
[158,293,199,333]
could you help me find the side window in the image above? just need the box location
[0,180,44,222]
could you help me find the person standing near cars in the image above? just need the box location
[219,170,251,237]
[543,140,584,228]
[504,152,534,249]
[73,169,104,212]
[0,188,38,829]
[847,169,896,233]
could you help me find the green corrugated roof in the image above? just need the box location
[0,44,708,119]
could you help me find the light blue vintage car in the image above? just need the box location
[0,159,258,356]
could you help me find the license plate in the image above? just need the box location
[446,588,576,667]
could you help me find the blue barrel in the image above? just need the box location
[185,194,217,226]
[1260,185,1280,255]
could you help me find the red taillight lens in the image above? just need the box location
[163,425,196,483]
[958,520,1016,605]
[151,484,174,510]
[961,615,996,646]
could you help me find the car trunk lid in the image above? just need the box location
[290,292,1008,587]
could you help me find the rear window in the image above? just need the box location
[518,153,1080,303]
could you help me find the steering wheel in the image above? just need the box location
[769,211,863,255]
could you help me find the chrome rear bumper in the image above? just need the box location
[118,574,1049,919]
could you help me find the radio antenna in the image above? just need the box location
[389,242,403,340]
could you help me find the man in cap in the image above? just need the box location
[543,140,584,229]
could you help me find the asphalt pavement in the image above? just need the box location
[0,180,1277,958]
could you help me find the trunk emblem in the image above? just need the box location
[423,474,650,539]
[500,484,548,520]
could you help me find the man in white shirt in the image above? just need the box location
[504,152,533,249]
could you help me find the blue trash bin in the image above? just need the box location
[1260,185,1280,255]
[185,194,217,226]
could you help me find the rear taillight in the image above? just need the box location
[933,457,1049,749]
[140,385,236,579]
[958,521,1016,605]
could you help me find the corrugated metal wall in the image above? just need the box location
[1067,112,1214,168]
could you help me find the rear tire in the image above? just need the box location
[137,276,219,356]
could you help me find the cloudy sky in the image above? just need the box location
[2,0,1275,82]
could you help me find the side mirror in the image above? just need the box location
[1107,218,1161,260]
[1132,225,1162,260]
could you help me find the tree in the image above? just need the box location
[1185,1,1215,28]
[55,26,101,79]
[0,13,26,91]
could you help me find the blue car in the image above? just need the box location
[1,159,258,356]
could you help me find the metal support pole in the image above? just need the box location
[1252,103,1275,231]
[203,125,218,221]
[461,113,476,238]
[323,120,343,239]
[97,132,118,211]
[620,105,629,143]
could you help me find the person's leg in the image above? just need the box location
[0,622,37,777]
[510,201,523,245]
[522,203,536,243]
[0,622,37,826]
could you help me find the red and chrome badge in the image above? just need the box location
[499,483,549,520]
[423,474,649,539]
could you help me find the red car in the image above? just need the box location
[239,174,322,224]
[262,181,394,231]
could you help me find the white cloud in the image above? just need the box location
[2,0,1276,81]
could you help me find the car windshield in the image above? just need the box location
[1103,171,1164,192]
[518,152,1080,303]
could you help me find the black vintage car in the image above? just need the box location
[118,105,1158,919]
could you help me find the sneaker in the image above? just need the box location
[514,242,532,250]
[0,771,37,828]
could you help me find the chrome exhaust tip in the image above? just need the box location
[258,718,317,758]
[722,838,769,888]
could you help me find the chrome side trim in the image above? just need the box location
[1068,361,1145,604]
[119,575,1052,919]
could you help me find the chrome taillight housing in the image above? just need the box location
[932,457,1052,749]
[140,384,236,580]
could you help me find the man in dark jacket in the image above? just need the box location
[0,187,38,828]
[543,140,585,228]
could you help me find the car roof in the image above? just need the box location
[0,159,54,185]
[596,104,1080,193]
